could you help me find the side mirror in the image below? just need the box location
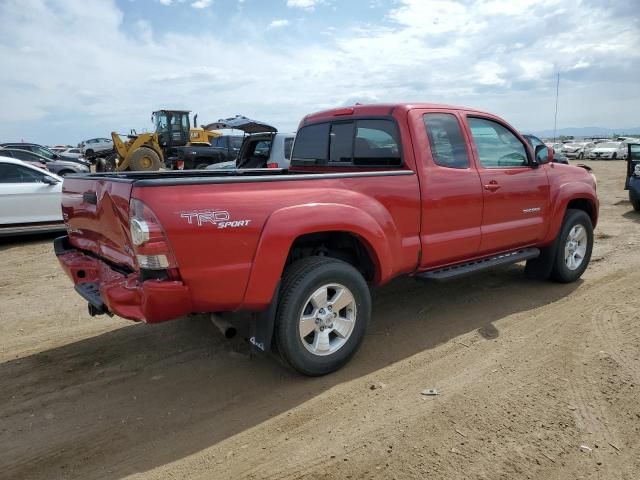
[42,176,59,185]
[534,144,550,165]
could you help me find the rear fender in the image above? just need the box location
[241,203,398,310]
[543,183,598,244]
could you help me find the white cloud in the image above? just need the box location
[159,0,172,5]
[286,0,322,10]
[268,19,290,29]
[191,0,212,8]
[0,0,638,144]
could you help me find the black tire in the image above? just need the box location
[129,147,161,171]
[57,170,73,176]
[275,257,371,376]
[630,189,640,212]
[550,209,593,283]
[612,152,617,160]
[95,154,116,172]
[85,149,94,157]
[196,163,209,170]
[578,152,584,159]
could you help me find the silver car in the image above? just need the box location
[80,137,113,156]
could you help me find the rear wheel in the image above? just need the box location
[57,170,73,176]
[578,152,584,159]
[612,152,617,160]
[550,209,593,283]
[275,257,371,376]
[129,147,161,171]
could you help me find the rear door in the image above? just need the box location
[411,109,483,268]
[465,116,550,254]
[0,163,61,224]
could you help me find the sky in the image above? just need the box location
[0,0,638,145]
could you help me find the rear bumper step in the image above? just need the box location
[74,282,109,316]
[416,248,540,281]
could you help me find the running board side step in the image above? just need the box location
[415,248,540,281]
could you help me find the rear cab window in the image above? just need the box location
[423,113,469,169]
[291,119,402,168]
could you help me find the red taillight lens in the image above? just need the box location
[129,199,178,271]
[266,162,278,168]
[176,160,185,170]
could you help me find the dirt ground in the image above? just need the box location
[1,161,639,480]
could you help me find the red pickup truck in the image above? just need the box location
[56,103,598,375]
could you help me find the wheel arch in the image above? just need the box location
[544,188,599,245]
[241,203,398,310]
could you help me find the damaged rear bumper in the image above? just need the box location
[54,236,192,323]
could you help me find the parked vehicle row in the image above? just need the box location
[0,143,90,167]
[0,148,90,176]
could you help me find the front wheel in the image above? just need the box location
[275,257,371,376]
[550,209,593,283]
[578,152,584,159]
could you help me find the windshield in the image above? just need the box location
[34,146,56,159]
[599,142,620,148]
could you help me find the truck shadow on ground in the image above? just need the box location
[1,266,581,480]
[622,210,640,224]
[0,231,59,252]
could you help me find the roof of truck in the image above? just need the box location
[301,103,490,125]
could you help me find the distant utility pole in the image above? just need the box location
[553,72,560,142]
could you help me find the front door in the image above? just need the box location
[466,116,550,254]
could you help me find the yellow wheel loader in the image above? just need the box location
[96,110,194,172]
[189,113,222,145]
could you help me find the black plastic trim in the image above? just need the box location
[74,282,106,312]
[54,235,73,255]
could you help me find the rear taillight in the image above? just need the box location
[129,199,178,271]
[266,162,278,168]
[176,160,185,170]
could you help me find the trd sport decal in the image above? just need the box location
[178,209,251,229]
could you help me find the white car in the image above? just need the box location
[80,137,113,156]
[0,157,65,236]
[561,142,596,159]
[61,147,84,159]
[588,141,627,160]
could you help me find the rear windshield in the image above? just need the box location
[291,119,401,167]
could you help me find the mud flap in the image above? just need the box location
[524,239,559,280]
[248,281,280,355]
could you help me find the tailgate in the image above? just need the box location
[62,177,136,270]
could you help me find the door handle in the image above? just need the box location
[484,181,501,192]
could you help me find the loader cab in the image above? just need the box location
[153,110,190,148]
